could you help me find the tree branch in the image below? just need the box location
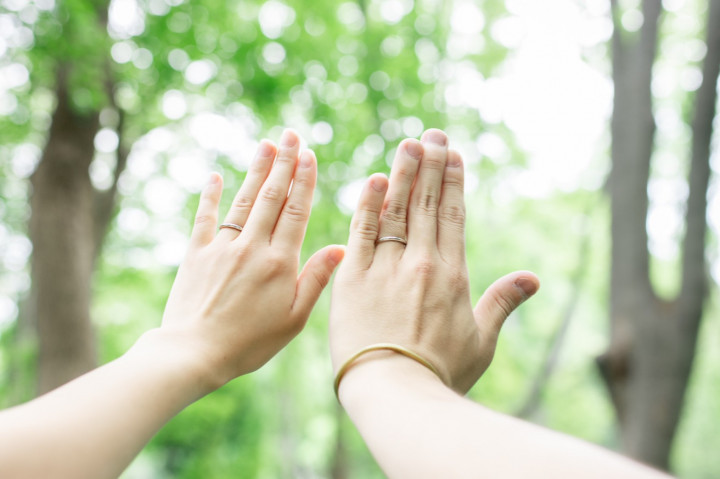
[517,204,594,419]
[678,0,720,316]
[92,106,128,259]
[609,0,662,296]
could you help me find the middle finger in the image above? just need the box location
[407,129,449,252]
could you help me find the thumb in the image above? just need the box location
[291,245,345,322]
[473,271,540,337]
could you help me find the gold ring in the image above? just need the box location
[219,223,243,232]
[376,236,407,245]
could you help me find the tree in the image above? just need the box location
[598,0,720,470]
[6,0,504,475]
[26,0,130,394]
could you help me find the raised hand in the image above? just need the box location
[329,129,539,395]
[160,129,344,391]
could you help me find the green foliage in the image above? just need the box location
[1,0,719,477]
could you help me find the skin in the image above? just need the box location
[330,129,672,479]
[0,127,671,479]
[0,129,344,479]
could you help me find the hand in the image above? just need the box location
[330,129,539,395]
[158,129,344,392]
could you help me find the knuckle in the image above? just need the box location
[260,184,286,203]
[492,292,516,319]
[396,165,416,183]
[264,252,292,274]
[251,155,272,172]
[439,203,466,227]
[447,269,469,289]
[282,200,309,223]
[275,153,296,166]
[413,256,436,278]
[382,200,407,225]
[415,191,439,216]
[292,169,312,185]
[351,215,379,241]
[312,268,331,290]
[232,195,254,212]
[422,154,446,170]
[443,173,464,189]
[194,213,215,226]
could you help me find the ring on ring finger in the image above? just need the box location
[220,223,244,233]
[376,236,407,245]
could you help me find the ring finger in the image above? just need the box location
[375,139,423,257]
[218,140,277,240]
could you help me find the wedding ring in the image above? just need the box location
[376,236,407,245]
[219,223,244,232]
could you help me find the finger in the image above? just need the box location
[291,245,345,325]
[272,149,317,249]
[243,129,301,242]
[437,150,466,265]
[190,173,223,247]
[407,129,449,252]
[376,139,423,256]
[218,140,277,240]
[345,174,388,269]
[473,271,540,339]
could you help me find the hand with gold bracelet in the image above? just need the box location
[329,129,671,479]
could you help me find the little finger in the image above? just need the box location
[437,150,466,265]
[190,173,223,248]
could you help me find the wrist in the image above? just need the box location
[337,350,452,412]
[129,329,222,399]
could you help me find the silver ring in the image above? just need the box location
[219,223,244,233]
[376,236,407,245]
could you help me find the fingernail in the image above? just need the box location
[370,176,387,192]
[258,141,274,157]
[208,173,220,185]
[422,129,447,146]
[513,277,538,300]
[300,150,314,167]
[405,140,423,160]
[280,129,298,147]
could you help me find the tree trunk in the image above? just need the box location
[28,62,127,394]
[598,0,720,470]
[30,69,99,394]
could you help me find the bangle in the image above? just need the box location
[333,343,441,398]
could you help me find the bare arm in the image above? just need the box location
[329,129,671,479]
[340,355,670,479]
[0,130,343,479]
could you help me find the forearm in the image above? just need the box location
[339,356,671,479]
[0,329,212,479]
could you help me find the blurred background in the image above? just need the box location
[1,0,719,477]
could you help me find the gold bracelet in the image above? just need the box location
[333,343,441,398]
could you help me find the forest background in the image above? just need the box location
[1,0,719,477]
